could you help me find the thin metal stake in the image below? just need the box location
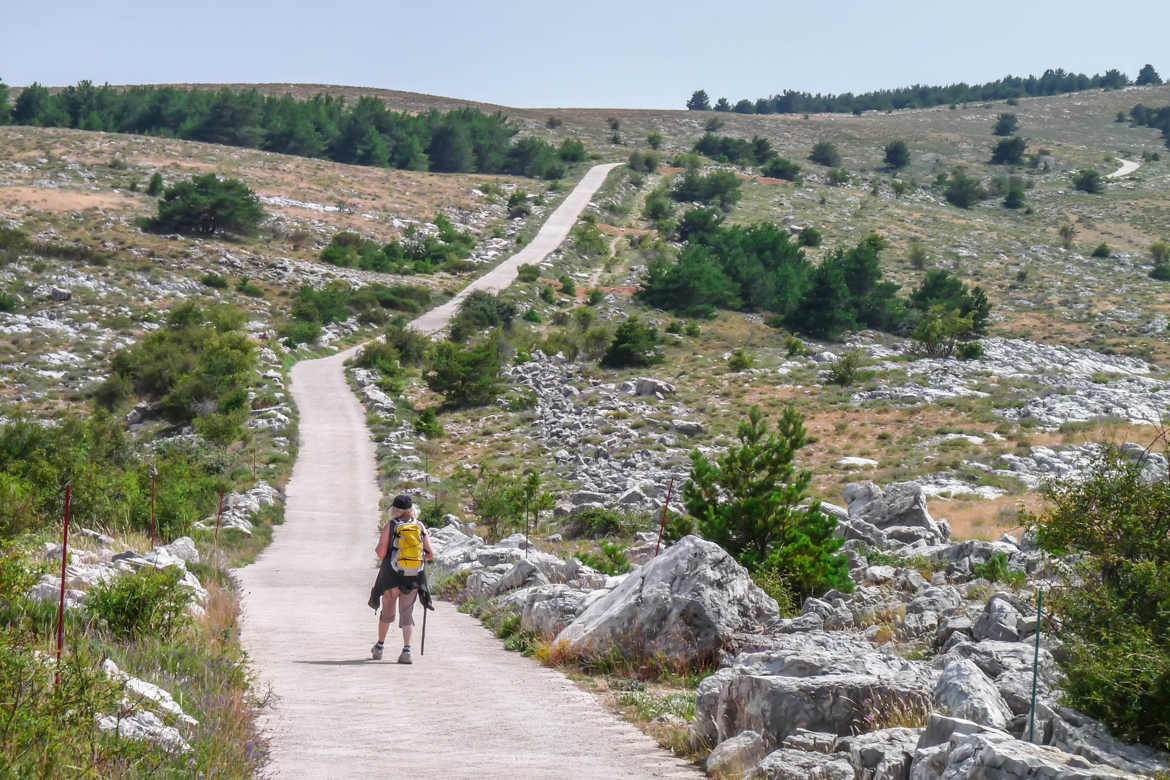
[55,484,72,684]
[214,489,226,544]
[655,476,676,557]
[1028,589,1044,743]
[150,466,158,547]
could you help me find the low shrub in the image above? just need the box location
[577,541,631,575]
[517,263,541,282]
[200,273,228,289]
[972,553,1025,587]
[87,566,193,638]
[566,507,627,539]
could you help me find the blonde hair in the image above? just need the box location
[390,504,419,522]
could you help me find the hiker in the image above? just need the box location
[369,495,434,664]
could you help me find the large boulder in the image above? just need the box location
[750,748,854,779]
[1040,705,1170,777]
[972,593,1022,642]
[707,730,766,777]
[836,727,919,780]
[909,729,1144,779]
[695,631,936,747]
[843,482,950,548]
[932,659,1014,730]
[495,584,591,637]
[554,535,779,667]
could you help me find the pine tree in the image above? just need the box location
[684,405,851,598]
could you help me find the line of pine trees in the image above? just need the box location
[0,81,573,178]
[686,65,1150,115]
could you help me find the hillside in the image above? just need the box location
[3,80,1170,775]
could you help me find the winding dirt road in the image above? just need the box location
[410,162,621,336]
[238,165,700,779]
[1106,158,1140,179]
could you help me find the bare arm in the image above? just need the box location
[375,524,391,560]
[423,530,435,562]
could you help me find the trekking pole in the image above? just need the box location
[421,607,427,656]
[54,483,72,686]
[1028,589,1044,743]
[655,476,676,557]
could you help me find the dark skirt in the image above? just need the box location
[367,559,426,609]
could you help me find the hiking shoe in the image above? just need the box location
[397,648,412,665]
[370,643,383,661]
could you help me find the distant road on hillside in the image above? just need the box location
[409,162,621,336]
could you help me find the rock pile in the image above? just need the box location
[507,354,698,515]
[28,534,209,615]
[427,479,1169,780]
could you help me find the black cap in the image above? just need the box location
[392,494,413,509]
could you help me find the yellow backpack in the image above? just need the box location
[390,520,425,575]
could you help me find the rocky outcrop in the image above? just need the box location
[839,481,950,549]
[695,631,936,747]
[555,535,779,666]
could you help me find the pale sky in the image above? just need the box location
[4,0,1168,109]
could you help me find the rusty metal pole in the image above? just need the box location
[655,476,676,557]
[55,483,72,684]
[150,466,158,547]
[214,489,225,544]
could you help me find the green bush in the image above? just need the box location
[628,151,658,173]
[517,263,541,282]
[576,541,631,575]
[449,291,516,342]
[559,137,587,162]
[1030,449,1170,750]
[909,269,991,335]
[809,141,841,167]
[566,507,627,538]
[0,291,20,313]
[1151,241,1170,264]
[573,222,607,257]
[1072,169,1104,194]
[684,405,851,598]
[200,272,228,289]
[557,275,576,298]
[0,628,148,776]
[586,289,605,306]
[826,167,849,186]
[145,171,163,196]
[727,348,754,371]
[146,174,265,236]
[87,566,193,638]
[425,337,503,408]
[235,276,263,297]
[600,317,663,368]
[956,341,985,360]
[993,113,1019,136]
[990,136,1027,165]
[412,406,444,439]
[670,169,743,211]
[320,216,475,274]
[884,140,910,169]
[826,351,871,386]
[1150,263,1170,281]
[750,564,798,616]
[798,226,822,247]
[761,156,801,181]
[105,302,256,434]
[646,132,663,150]
[972,552,1025,587]
[1090,243,1112,258]
[943,167,988,208]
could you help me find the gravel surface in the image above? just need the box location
[238,166,700,779]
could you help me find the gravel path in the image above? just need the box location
[238,165,700,779]
[1106,158,1140,178]
[409,162,621,335]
